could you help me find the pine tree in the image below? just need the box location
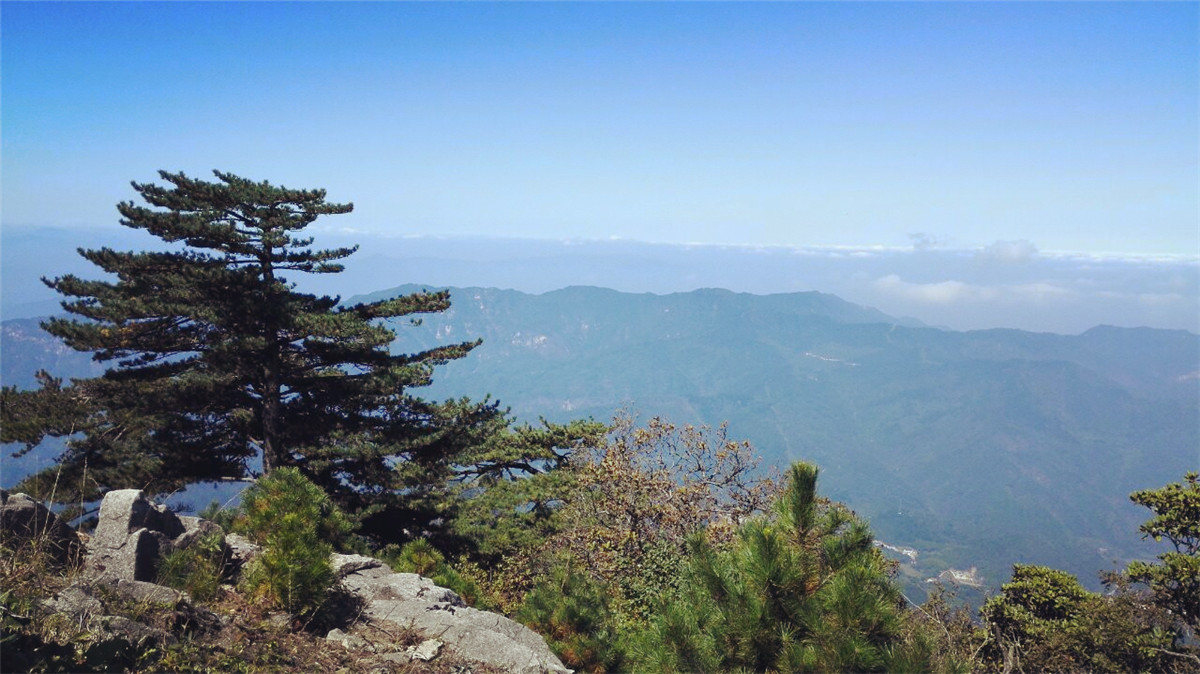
[1,170,502,539]
[634,462,953,673]
[1124,471,1200,634]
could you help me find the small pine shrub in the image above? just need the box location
[197,499,239,532]
[382,539,483,606]
[234,468,353,617]
[156,531,227,601]
[633,462,951,673]
[515,560,626,673]
[385,538,443,576]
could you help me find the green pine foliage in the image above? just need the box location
[979,564,1178,673]
[515,560,627,673]
[380,538,481,606]
[156,531,228,602]
[972,471,1200,673]
[0,170,507,541]
[1124,471,1200,634]
[633,462,953,673]
[448,418,607,561]
[234,467,350,616]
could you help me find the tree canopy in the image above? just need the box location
[1124,471,1200,642]
[634,462,953,673]
[0,170,516,540]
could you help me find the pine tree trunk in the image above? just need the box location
[262,357,281,474]
[260,248,282,474]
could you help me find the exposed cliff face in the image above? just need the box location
[1,489,569,674]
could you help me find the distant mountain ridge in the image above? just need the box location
[355,285,1198,599]
[4,285,1197,601]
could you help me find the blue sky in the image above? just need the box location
[2,1,1197,256]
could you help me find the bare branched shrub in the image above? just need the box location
[540,412,782,621]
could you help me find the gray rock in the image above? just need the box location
[45,582,105,617]
[224,532,261,578]
[174,516,224,549]
[0,489,83,565]
[266,612,292,630]
[91,489,184,549]
[89,526,171,582]
[341,569,466,607]
[326,627,375,652]
[105,578,186,605]
[339,556,570,674]
[331,552,384,579]
[50,577,183,614]
[46,576,220,648]
[88,489,188,582]
[407,638,443,661]
[90,614,176,650]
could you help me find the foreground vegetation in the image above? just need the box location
[4,441,1196,672]
[2,171,1196,672]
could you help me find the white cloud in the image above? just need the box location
[873,275,982,304]
[1013,282,1073,300]
[872,275,1072,305]
[1041,250,1200,264]
[1097,290,1190,307]
[977,239,1039,263]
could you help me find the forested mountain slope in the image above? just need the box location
[357,285,1199,598]
[4,285,1197,599]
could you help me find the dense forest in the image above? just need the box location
[2,172,1196,673]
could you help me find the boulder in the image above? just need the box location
[407,638,443,661]
[326,627,375,652]
[90,489,185,550]
[336,554,570,674]
[47,578,184,617]
[175,516,224,550]
[223,532,261,578]
[330,553,383,578]
[0,489,83,565]
[87,489,203,582]
[46,575,222,652]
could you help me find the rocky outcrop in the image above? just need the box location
[48,576,222,639]
[329,553,571,674]
[23,490,567,673]
[0,489,83,565]
[87,489,228,583]
[39,575,223,673]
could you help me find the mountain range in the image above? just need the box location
[4,284,1197,601]
[359,285,1199,599]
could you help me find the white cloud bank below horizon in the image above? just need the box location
[3,226,1197,335]
[871,275,1075,305]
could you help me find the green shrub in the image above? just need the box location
[633,462,954,673]
[382,539,482,606]
[980,564,1176,673]
[156,530,227,601]
[515,560,626,673]
[234,468,353,616]
[197,499,239,533]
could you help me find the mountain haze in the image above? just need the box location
[358,285,1198,598]
[3,285,1196,600]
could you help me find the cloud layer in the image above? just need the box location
[4,227,1196,335]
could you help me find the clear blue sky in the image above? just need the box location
[3,2,1197,256]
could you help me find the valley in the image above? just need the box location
[360,285,1198,600]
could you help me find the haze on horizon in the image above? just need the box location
[2,2,1197,334]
